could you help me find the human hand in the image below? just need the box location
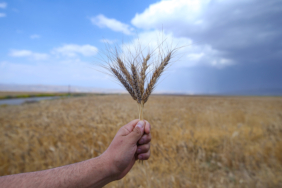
[102,119,151,180]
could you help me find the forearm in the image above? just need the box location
[0,154,116,188]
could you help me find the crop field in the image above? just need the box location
[0,95,282,187]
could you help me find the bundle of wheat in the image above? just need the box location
[98,40,179,120]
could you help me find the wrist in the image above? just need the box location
[83,154,117,187]
[98,152,119,181]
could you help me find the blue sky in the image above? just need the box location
[1,0,282,94]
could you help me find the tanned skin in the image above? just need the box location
[0,120,151,188]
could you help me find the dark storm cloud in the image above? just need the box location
[170,0,282,66]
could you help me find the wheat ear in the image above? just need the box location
[111,67,137,101]
[131,64,142,104]
[116,57,134,88]
[142,52,172,104]
[140,54,150,98]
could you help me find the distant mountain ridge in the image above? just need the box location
[0,83,123,93]
[220,88,282,96]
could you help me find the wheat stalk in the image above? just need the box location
[140,54,150,99]
[142,52,171,104]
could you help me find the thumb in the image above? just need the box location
[128,120,145,144]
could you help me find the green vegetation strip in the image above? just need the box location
[0,93,87,100]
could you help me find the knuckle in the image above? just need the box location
[143,153,150,160]
[146,121,151,130]
[147,152,151,159]
[135,127,142,135]
[145,143,150,150]
[147,135,152,142]
[142,145,149,152]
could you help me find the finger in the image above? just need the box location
[118,119,139,136]
[137,150,151,160]
[128,121,145,144]
[144,120,151,134]
[136,143,150,154]
[138,133,151,145]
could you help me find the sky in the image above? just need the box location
[0,0,282,94]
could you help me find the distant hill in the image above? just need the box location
[219,88,282,96]
[0,84,124,94]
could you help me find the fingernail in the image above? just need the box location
[137,121,144,129]
[138,155,143,160]
[137,148,141,153]
[139,138,144,144]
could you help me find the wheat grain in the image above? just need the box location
[131,64,142,103]
[117,57,134,88]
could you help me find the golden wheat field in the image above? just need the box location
[0,95,282,187]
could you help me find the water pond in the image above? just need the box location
[0,96,60,105]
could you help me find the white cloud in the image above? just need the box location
[52,44,98,57]
[180,43,235,68]
[131,0,210,29]
[120,30,234,68]
[187,53,204,61]
[0,13,6,17]
[100,39,116,44]
[10,50,31,57]
[30,34,41,39]
[91,14,134,35]
[211,58,233,67]
[120,30,185,58]
[0,2,7,9]
[9,50,49,60]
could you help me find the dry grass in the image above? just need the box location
[0,95,282,187]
